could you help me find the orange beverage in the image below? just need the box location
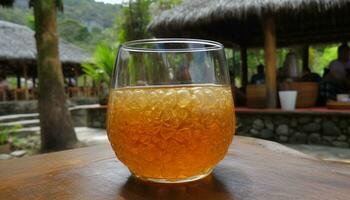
[107,84,235,182]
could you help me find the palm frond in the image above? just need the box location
[82,42,117,85]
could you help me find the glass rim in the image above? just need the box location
[121,38,224,53]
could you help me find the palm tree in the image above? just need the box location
[1,0,77,151]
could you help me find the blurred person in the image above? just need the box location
[250,64,265,84]
[229,70,246,106]
[301,67,321,83]
[318,73,340,106]
[322,68,330,79]
[328,43,350,81]
[318,70,349,106]
[283,52,301,81]
[277,67,286,83]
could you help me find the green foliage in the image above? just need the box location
[82,0,162,85]
[150,0,182,17]
[0,130,9,145]
[59,0,121,29]
[58,19,91,43]
[0,0,122,52]
[82,42,117,86]
[118,0,152,43]
[247,49,264,71]
[156,0,182,9]
[0,6,32,26]
[0,124,22,145]
[81,0,152,85]
[310,45,338,75]
[0,0,182,54]
[25,14,35,29]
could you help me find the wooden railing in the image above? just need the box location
[0,87,100,101]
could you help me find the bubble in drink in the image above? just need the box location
[107,84,235,181]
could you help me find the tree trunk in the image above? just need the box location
[33,0,77,151]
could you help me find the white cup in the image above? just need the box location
[279,91,297,110]
[337,94,349,102]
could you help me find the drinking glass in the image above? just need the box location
[107,38,236,183]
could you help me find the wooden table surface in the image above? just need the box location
[0,136,349,200]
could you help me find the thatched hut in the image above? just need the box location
[149,0,350,108]
[0,20,91,91]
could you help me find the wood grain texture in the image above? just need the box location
[0,136,349,200]
[263,14,277,108]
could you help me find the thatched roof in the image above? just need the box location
[149,0,350,47]
[0,20,91,63]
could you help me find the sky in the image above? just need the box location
[95,0,124,4]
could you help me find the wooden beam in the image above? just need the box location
[302,45,309,71]
[240,46,248,88]
[263,15,277,108]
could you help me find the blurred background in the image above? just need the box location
[0,0,349,163]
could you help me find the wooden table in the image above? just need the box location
[0,136,349,200]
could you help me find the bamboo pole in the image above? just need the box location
[263,15,277,108]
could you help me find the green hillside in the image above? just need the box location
[0,0,122,52]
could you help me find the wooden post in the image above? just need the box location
[230,47,236,102]
[240,46,248,87]
[32,76,36,88]
[74,67,80,97]
[32,76,37,100]
[23,64,29,100]
[231,46,236,87]
[302,45,309,71]
[83,75,87,97]
[16,73,21,89]
[263,15,277,108]
[92,80,96,97]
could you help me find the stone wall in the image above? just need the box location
[71,105,106,128]
[0,101,37,115]
[86,106,106,128]
[71,108,89,127]
[237,112,350,148]
[79,106,350,148]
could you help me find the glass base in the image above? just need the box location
[132,168,213,184]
